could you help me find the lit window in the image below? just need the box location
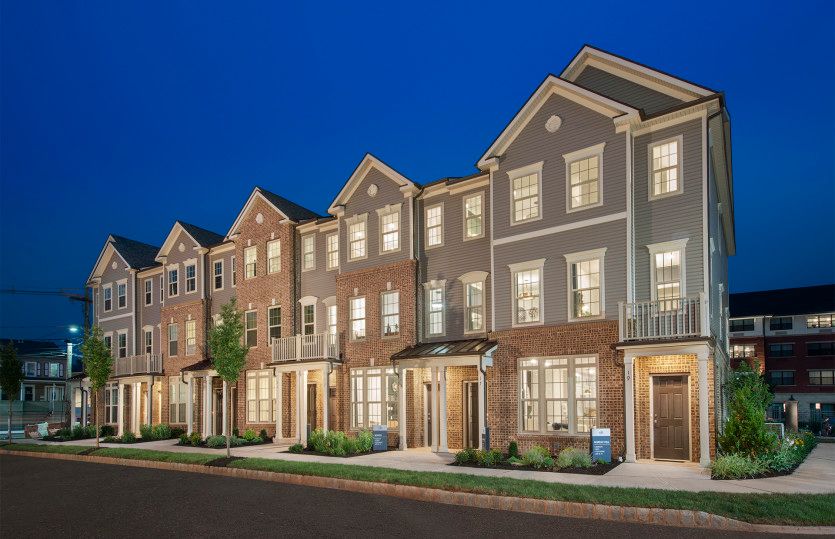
[650,138,681,198]
[568,154,601,210]
[327,305,337,337]
[144,279,153,306]
[807,314,835,328]
[268,240,281,274]
[567,251,604,319]
[425,204,443,247]
[465,282,484,333]
[303,304,315,335]
[185,320,196,355]
[731,344,755,359]
[144,329,153,355]
[185,264,196,293]
[350,297,366,340]
[463,193,484,239]
[380,209,400,252]
[245,311,257,347]
[809,370,834,385]
[168,268,179,297]
[512,262,543,325]
[117,282,127,308]
[381,291,400,337]
[246,370,273,423]
[348,218,367,260]
[510,164,541,224]
[213,260,223,290]
[105,384,119,424]
[326,233,339,270]
[302,236,315,270]
[350,367,398,430]
[519,356,597,434]
[654,250,681,310]
[244,246,257,278]
[168,324,178,356]
[103,285,112,312]
[168,376,188,423]
[268,306,282,341]
[117,331,127,358]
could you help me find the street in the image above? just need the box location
[0,454,784,538]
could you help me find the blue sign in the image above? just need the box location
[590,428,611,463]
[372,425,388,451]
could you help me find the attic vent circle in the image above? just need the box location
[367,184,378,197]
[255,212,264,224]
[111,261,117,270]
[178,243,185,253]
[545,115,562,133]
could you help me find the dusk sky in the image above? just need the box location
[1,1,833,341]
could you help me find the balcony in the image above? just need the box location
[619,293,707,342]
[271,332,339,363]
[114,354,162,376]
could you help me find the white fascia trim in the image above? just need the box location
[166,262,180,271]
[507,161,544,227]
[88,240,131,283]
[564,143,606,214]
[298,295,318,307]
[457,270,489,284]
[449,177,489,194]
[328,155,417,215]
[494,211,626,246]
[564,248,607,321]
[646,238,689,255]
[97,312,133,323]
[226,189,291,239]
[630,105,713,136]
[562,142,606,164]
[209,242,235,254]
[156,222,198,262]
[647,134,685,202]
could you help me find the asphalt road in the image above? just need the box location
[0,454,786,538]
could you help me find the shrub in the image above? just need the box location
[85,425,97,438]
[759,431,817,473]
[522,445,554,469]
[556,447,592,469]
[55,427,72,439]
[72,425,89,439]
[206,435,244,449]
[356,429,373,452]
[243,429,259,442]
[152,424,173,440]
[507,456,524,465]
[259,429,269,441]
[711,453,767,479]
[99,425,116,437]
[179,433,189,445]
[508,441,519,459]
[102,435,119,443]
[455,448,477,465]
[289,443,304,453]
[719,362,777,458]
[121,431,137,443]
[188,432,201,446]
[139,424,154,440]
[476,448,504,467]
[170,427,185,438]
[233,428,240,438]
[340,436,359,455]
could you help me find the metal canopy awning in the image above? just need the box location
[181,359,214,373]
[391,338,497,362]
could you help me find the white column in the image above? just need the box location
[146,377,153,425]
[222,380,228,436]
[300,370,308,446]
[698,351,711,467]
[205,375,214,436]
[477,365,486,450]
[186,377,194,435]
[275,371,282,441]
[430,367,439,452]
[439,367,448,452]
[132,383,139,432]
[322,366,329,432]
[201,377,208,435]
[398,367,407,450]
[295,370,302,442]
[624,354,636,462]
[117,383,125,436]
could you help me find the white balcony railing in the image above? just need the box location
[271,332,339,362]
[114,354,162,376]
[619,293,708,342]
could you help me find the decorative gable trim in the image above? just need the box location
[226,188,292,239]
[328,153,418,215]
[156,222,200,262]
[87,236,131,284]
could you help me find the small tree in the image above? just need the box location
[719,361,777,458]
[0,343,24,443]
[208,298,248,457]
[81,326,113,447]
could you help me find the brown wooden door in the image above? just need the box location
[463,381,479,448]
[653,376,689,460]
[307,384,317,432]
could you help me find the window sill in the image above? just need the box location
[566,201,604,214]
[648,189,683,202]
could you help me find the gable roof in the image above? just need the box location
[476,74,640,170]
[226,187,320,238]
[729,285,835,318]
[156,221,225,260]
[328,153,420,215]
[88,234,161,283]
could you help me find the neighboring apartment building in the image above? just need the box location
[0,339,68,404]
[86,44,734,465]
[729,284,835,425]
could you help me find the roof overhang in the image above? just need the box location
[87,235,131,285]
[156,221,201,262]
[709,110,736,256]
[226,188,293,239]
[328,153,419,215]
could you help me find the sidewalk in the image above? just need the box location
[20,437,835,494]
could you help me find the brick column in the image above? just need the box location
[439,367,448,453]
[478,365,486,450]
[322,366,329,432]
[274,371,282,441]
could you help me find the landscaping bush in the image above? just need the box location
[102,435,119,443]
[121,431,137,443]
[179,433,189,445]
[719,362,777,458]
[139,424,154,440]
[289,443,304,453]
[153,424,173,440]
[259,429,269,441]
[556,447,592,469]
[711,453,767,479]
[170,427,185,438]
[188,432,201,446]
[243,429,259,442]
[522,445,554,469]
[475,448,504,467]
[206,435,245,449]
[306,429,370,456]
[356,429,373,452]
[99,425,116,437]
[508,441,519,459]
[759,431,817,473]
[455,448,477,465]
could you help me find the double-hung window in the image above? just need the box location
[246,370,273,423]
[565,249,605,320]
[350,297,366,340]
[809,370,834,386]
[378,205,400,253]
[463,193,484,239]
[245,311,257,347]
[769,370,794,386]
[564,143,604,211]
[510,259,545,326]
[465,281,484,333]
[268,306,282,341]
[168,268,179,297]
[768,343,794,358]
[117,331,127,358]
[350,367,398,430]
[105,384,119,424]
[731,344,755,359]
[648,240,686,311]
[769,316,793,330]
[519,356,597,435]
[185,263,196,293]
[326,233,339,270]
[103,285,113,312]
[168,324,178,356]
[244,246,257,278]
[303,304,315,335]
[231,255,237,286]
[185,320,196,355]
[425,204,443,247]
[144,329,153,355]
[103,335,112,354]
[169,376,188,423]
[117,281,127,308]
[509,162,542,224]
[729,318,754,332]
[426,284,444,336]
[348,215,367,260]
[808,342,835,356]
[213,260,224,290]
[649,137,682,199]
[159,276,164,304]
[381,291,400,337]
[267,239,281,274]
[807,314,835,328]
[327,305,337,337]
[301,236,315,271]
[144,279,153,306]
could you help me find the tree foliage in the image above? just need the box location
[1,342,24,442]
[719,360,777,458]
[80,326,113,447]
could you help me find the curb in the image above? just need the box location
[2,449,833,535]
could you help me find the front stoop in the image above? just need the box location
[2,449,833,536]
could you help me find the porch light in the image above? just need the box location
[816,403,821,410]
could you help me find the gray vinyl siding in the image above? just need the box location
[574,66,684,115]
[138,270,162,356]
[96,250,135,358]
[707,149,729,350]
[492,93,626,241]
[208,251,235,316]
[161,230,203,308]
[633,119,704,301]
[340,167,412,272]
[493,218,626,330]
[300,229,337,334]
[418,186,491,341]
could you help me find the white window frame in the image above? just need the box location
[105,383,119,424]
[144,278,153,306]
[346,213,368,261]
[169,376,188,424]
[425,281,446,337]
[167,265,179,297]
[509,258,546,327]
[103,283,113,312]
[245,310,258,348]
[349,296,366,341]
[300,297,317,336]
[647,239,688,308]
[809,370,834,386]
[462,192,485,240]
[168,324,178,357]
[247,369,273,423]
[244,246,257,279]
[564,248,606,321]
[381,290,400,338]
[508,161,543,226]
[458,271,488,334]
[563,143,605,213]
[301,235,315,271]
[731,344,755,359]
[117,330,128,359]
[648,135,684,201]
[213,259,224,291]
[377,203,402,254]
[185,319,196,356]
[24,361,37,377]
[116,280,127,309]
[327,303,337,337]
[143,328,153,355]
[350,367,399,430]
[424,203,444,248]
[268,305,282,342]
[326,232,339,270]
[184,262,197,294]
[518,355,598,435]
[103,334,113,355]
[267,239,281,274]
[231,255,237,287]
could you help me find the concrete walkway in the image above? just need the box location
[19,437,835,494]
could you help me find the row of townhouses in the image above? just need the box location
[84,45,735,465]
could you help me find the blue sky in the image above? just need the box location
[1,0,833,340]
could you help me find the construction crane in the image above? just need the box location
[0,288,92,332]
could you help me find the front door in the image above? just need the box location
[213,388,223,435]
[307,384,317,432]
[653,375,689,460]
[463,381,479,448]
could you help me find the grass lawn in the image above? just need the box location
[2,443,832,526]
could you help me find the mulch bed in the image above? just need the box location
[176,439,271,449]
[205,456,245,467]
[451,460,621,475]
[283,448,375,458]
